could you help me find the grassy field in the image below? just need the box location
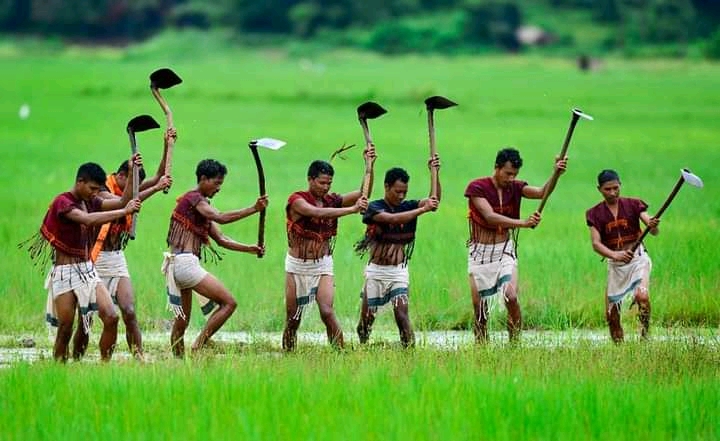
[1,341,718,440]
[1,34,719,340]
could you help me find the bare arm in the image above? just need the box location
[292,197,365,219]
[345,144,378,206]
[371,200,437,225]
[589,226,632,263]
[209,222,263,254]
[470,196,540,229]
[137,176,171,201]
[140,128,174,191]
[64,202,140,227]
[640,211,660,236]
[194,196,267,225]
[522,156,568,200]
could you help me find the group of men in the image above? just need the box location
[26,125,660,361]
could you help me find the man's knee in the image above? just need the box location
[120,305,137,323]
[318,304,335,322]
[634,288,650,304]
[100,311,119,328]
[225,297,237,313]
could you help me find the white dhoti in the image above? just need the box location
[362,263,410,313]
[45,261,101,333]
[285,254,333,319]
[607,247,652,309]
[161,252,213,320]
[95,250,130,305]
[468,241,516,320]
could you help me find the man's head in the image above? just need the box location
[597,169,621,203]
[75,162,107,201]
[493,147,523,188]
[383,167,409,206]
[196,159,227,198]
[115,160,147,190]
[307,160,335,198]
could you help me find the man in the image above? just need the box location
[282,146,375,351]
[354,158,439,347]
[23,161,141,361]
[72,129,174,360]
[465,147,566,343]
[162,158,267,358]
[586,169,659,343]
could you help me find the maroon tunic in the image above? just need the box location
[40,192,104,259]
[166,190,213,258]
[464,177,527,240]
[585,197,648,250]
[286,191,343,257]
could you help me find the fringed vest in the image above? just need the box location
[20,192,103,268]
[354,199,419,266]
[166,190,221,262]
[286,191,343,258]
[464,177,527,244]
[585,197,648,250]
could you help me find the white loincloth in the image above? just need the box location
[161,252,212,320]
[362,263,410,313]
[607,246,652,309]
[45,261,101,333]
[95,250,130,304]
[468,241,516,320]
[285,254,333,319]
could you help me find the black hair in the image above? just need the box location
[307,160,334,179]
[384,167,410,186]
[597,169,620,186]
[116,160,147,182]
[76,162,107,185]
[196,159,227,183]
[495,148,523,169]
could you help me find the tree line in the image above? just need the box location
[2,0,720,57]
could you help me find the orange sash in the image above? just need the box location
[90,174,132,261]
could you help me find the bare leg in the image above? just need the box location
[316,275,344,348]
[71,305,89,360]
[170,289,193,358]
[282,273,302,352]
[95,283,119,361]
[504,268,521,343]
[115,277,143,358]
[53,291,78,362]
[469,275,488,344]
[191,274,237,352]
[393,298,414,348]
[634,286,651,339]
[606,297,624,343]
[356,283,375,344]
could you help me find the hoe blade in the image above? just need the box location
[425,95,458,110]
[150,68,183,89]
[681,168,704,188]
[127,114,161,133]
[357,102,387,119]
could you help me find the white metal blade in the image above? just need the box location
[572,108,594,121]
[681,169,704,188]
[255,138,287,150]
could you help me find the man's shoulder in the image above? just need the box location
[465,176,492,196]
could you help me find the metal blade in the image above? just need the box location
[572,108,594,121]
[681,168,704,188]
[126,115,160,133]
[425,95,458,110]
[150,68,183,89]
[255,138,287,150]
[357,102,387,119]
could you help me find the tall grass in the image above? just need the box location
[1,36,719,335]
[0,342,718,440]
